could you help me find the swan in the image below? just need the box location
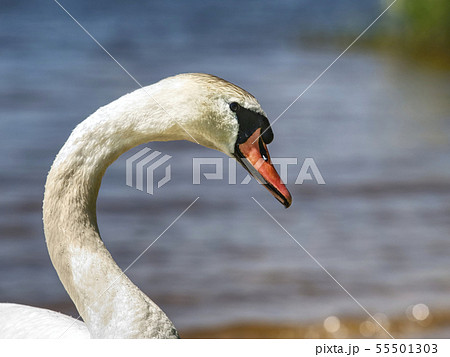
[0,73,291,338]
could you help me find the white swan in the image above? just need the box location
[0,73,291,338]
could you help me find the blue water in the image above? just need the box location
[1,0,450,334]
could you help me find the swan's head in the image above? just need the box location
[163,73,292,208]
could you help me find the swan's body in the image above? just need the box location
[0,73,291,338]
[0,304,89,338]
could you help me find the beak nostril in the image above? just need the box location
[259,138,269,162]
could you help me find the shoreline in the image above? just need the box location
[181,317,450,339]
[39,301,450,338]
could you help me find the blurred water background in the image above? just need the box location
[0,0,449,338]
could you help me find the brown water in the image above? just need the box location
[1,0,449,338]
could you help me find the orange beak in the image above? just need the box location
[234,129,292,208]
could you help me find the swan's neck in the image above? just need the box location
[43,86,192,338]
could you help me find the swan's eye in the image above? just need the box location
[229,102,239,112]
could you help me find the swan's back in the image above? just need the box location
[0,303,90,338]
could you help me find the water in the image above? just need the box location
[1,1,449,337]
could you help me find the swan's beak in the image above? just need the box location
[234,129,292,208]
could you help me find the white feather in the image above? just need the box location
[0,303,89,338]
